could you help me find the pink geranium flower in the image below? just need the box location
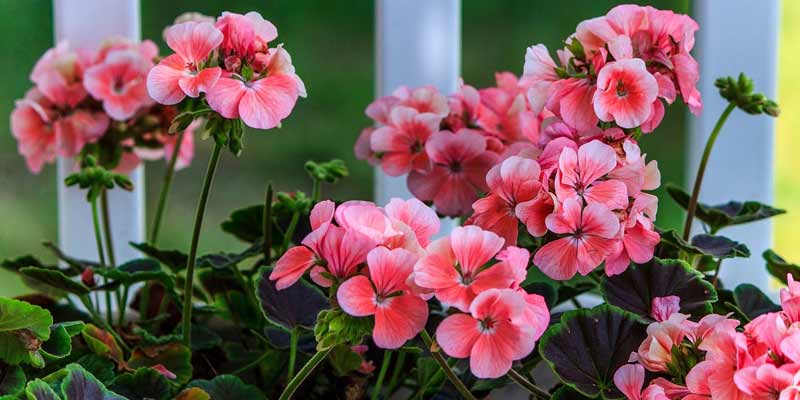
[555,140,629,210]
[593,58,659,129]
[337,247,428,349]
[532,198,620,280]
[435,288,540,379]
[407,130,499,217]
[384,198,440,248]
[147,21,223,105]
[475,73,540,144]
[636,312,690,372]
[614,364,669,400]
[413,226,518,311]
[30,42,90,108]
[84,49,154,120]
[693,329,756,400]
[370,106,442,176]
[781,274,800,322]
[734,363,796,399]
[466,156,543,245]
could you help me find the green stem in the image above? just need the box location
[419,330,476,400]
[385,350,405,397]
[371,351,392,400]
[100,190,124,327]
[90,198,112,326]
[79,295,130,353]
[263,184,273,264]
[311,179,321,203]
[507,369,551,399]
[683,103,736,241]
[149,129,186,244]
[282,211,300,252]
[118,285,129,327]
[232,351,272,375]
[711,258,724,288]
[287,328,299,381]
[278,347,332,400]
[181,142,223,348]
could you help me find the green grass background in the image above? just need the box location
[0,0,719,295]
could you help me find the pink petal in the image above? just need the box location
[424,129,486,166]
[582,202,622,238]
[178,66,221,98]
[651,296,681,322]
[584,179,629,210]
[367,247,416,294]
[413,238,458,290]
[624,221,660,264]
[164,21,223,63]
[436,313,480,358]
[469,321,519,378]
[614,364,644,400]
[206,76,246,118]
[515,193,554,237]
[310,200,335,230]
[576,140,619,185]
[337,275,377,317]
[533,237,580,280]
[147,56,186,105]
[373,294,428,349]
[385,198,440,247]
[450,226,504,275]
[270,246,315,290]
[238,74,301,129]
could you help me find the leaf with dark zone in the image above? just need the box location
[130,242,188,272]
[185,375,265,400]
[763,249,800,284]
[255,266,329,331]
[691,234,750,259]
[734,284,781,320]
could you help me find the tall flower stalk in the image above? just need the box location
[149,130,186,244]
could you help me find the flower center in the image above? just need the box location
[449,161,463,173]
[615,79,628,97]
[479,317,496,333]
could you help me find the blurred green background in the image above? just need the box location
[1,0,795,295]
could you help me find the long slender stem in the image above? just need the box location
[371,351,392,400]
[150,130,186,244]
[181,142,223,348]
[385,350,405,397]
[711,258,724,288]
[418,330,476,400]
[311,179,321,203]
[507,369,551,399]
[278,348,332,400]
[100,190,123,326]
[231,350,272,375]
[287,328,299,381]
[282,211,300,252]
[683,103,736,240]
[79,295,130,353]
[118,285,129,327]
[90,198,112,325]
[263,184,273,264]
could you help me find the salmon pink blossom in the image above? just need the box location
[370,106,442,176]
[593,59,659,129]
[614,364,669,400]
[30,42,90,108]
[555,140,629,210]
[146,21,223,105]
[435,288,543,379]
[337,247,428,349]
[533,198,620,280]
[84,48,154,120]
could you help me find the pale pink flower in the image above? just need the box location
[84,49,153,120]
[533,198,620,280]
[407,130,499,217]
[782,372,800,400]
[370,106,441,176]
[354,127,379,166]
[466,156,543,246]
[515,191,555,239]
[350,345,376,374]
[651,296,681,322]
[413,226,513,312]
[608,140,661,197]
[435,288,540,379]
[30,42,90,107]
[734,363,795,399]
[443,80,481,131]
[334,200,403,245]
[147,21,223,105]
[337,247,428,349]
[215,12,278,59]
[694,329,756,400]
[614,364,669,400]
[637,313,690,372]
[782,274,800,322]
[555,140,629,210]
[384,198,440,248]
[593,59,658,129]
[605,214,660,276]
[367,85,448,125]
[475,73,540,144]
[546,78,598,132]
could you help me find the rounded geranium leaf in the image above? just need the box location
[220,205,264,243]
[130,243,188,273]
[602,258,717,321]
[60,363,126,400]
[0,297,53,368]
[19,267,90,296]
[42,322,84,360]
[108,367,176,400]
[128,343,192,384]
[96,259,175,290]
[539,304,646,399]
[763,249,800,284]
[185,375,264,400]
[255,266,328,331]
[25,379,60,400]
[690,234,750,259]
[0,364,25,396]
[734,284,781,320]
[175,388,211,400]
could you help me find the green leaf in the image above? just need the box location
[734,284,781,320]
[185,375,264,400]
[129,243,187,273]
[25,379,59,400]
[18,268,89,296]
[539,305,646,399]
[666,183,785,232]
[41,322,84,360]
[128,343,192,384]
[0,365,25,396]
[108,368,177,400]
[1,255,50,273]
[81,325,123,368]
[415,358,444,397]
[690,235,750,259]
[602,258,717,321]
[763,249,800,284]
[175,388,210,400]
[551,386,598,400]
[0,298,53,368]
[220,205,264,243]
[196,244,261,270]
[327,345,362,377]
[133,325,221,351]
[60,363,125,399]
[73,355,115,385]
[255,266,328,331]
[95,259,175,290]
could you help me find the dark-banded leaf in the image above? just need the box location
[42,322,84,360]
[691,235,750,259]
[0,365,24,396]
[130,242,187,272]
[734,284,781,320]
[220,205,263,243]
[196,244,261,270]
[96,259,175,290]
[763,249,800,284]
[60,363,126,399]
[25,379,59,400]
[81,324,124,368]
[19,267,90,296]
[185,375,264,400]
[255,266,328,331]
[128,343,192,384]
[539,305,646,399]
[108,367,177,400]
[602,258,717,321]
[666,184,785,233]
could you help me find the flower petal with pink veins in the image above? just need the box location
[436,313,481,358]
[424,130,486,166]
[373,295,428,349]
[164,21,223,63]
[584,179,629,210]
[582,202,622,238]
[469,322,519,379]
[206,76,246,118]
[533,237,580,280]
[178,66,221,98]
[672,53,702,115]
[146,56,186,105]
[593,59,659,129]
[238,74,301,130]
[270,246,316,290]
[450,226,504,275]
[413,238,458,290]
[367,247,416,294]
[515,193,554,237]
[385,198,440,247]
[309,200,335,230]
[614,364,644,400]
[624,221,660,264]
[337,275,377,317]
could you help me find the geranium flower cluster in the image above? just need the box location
[147,11,306,130]
[269,199,550,379]
[615,277,800,400]
[10,38,196,174]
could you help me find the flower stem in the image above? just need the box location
[278,347,332,400]
[149,130,186,245]
[311,179,322,203]
[711,258,724,288]
[232,350,271,375]
[385,350,406,396]
[90,197,111,325]
[287,327,299,381]
[507,369,551,399]
[263,184,273,264]
[682,103,736,241]
[418,330,476,400]
[100,190,123,326]
[282,210,300,252]
[371,351,392,400]
[181,142,223,348]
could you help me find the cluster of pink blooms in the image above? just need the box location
[614,277,800,400]
[147,11,306,130]
[10,38,195,174]
[269,199,550,379]
[355,4,696,281]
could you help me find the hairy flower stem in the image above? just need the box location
[419,330,477,400]
[287,327,299,381]
[371,351,392,400]
[385,350,406,396]
[91,197,112,325]
[682,103,736,241]
[278,347,333,400]
[150,130,186,244]
[263,184,273,263]
[507,369,551,399]
[181,142,223,348]
[100,190,123,325]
